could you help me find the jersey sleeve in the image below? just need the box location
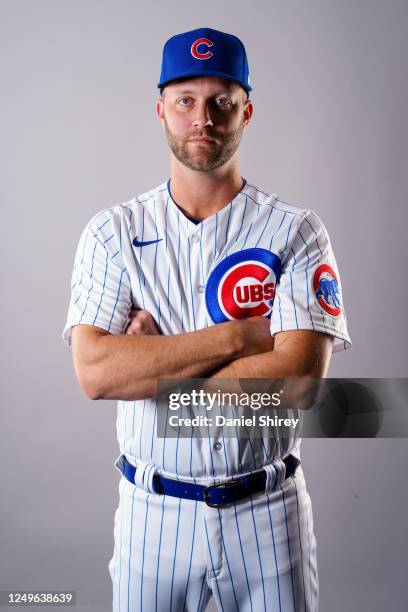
[269,209,351,353]
[62,210,132,347]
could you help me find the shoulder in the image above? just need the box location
[244,181,329,229]
[136,181,168,204]
[82,182,168,236]
[242,181,308,218]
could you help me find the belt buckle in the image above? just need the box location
[204,478,242,508]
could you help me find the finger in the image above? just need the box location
[126,320,144,335]
[128,308,141,318]
[136,310,160,333]
[125,309,160,335]
[137,309,154,321]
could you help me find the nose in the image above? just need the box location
[192,101,213,128]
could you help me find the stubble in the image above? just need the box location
[164,119,245,173]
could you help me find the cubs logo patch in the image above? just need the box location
[191,38,214,60]
[205,248,281,323]
[313,264,342,317]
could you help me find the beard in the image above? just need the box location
[164,119,245,172]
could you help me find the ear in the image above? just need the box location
[156,98,165,127]
[243,98,253,128]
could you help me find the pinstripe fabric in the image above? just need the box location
[63,180,350,611]
[63,180,351,478]
[108,466,318,612]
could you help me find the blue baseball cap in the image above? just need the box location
[158,27,252,94]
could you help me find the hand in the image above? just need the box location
[125,309,161,336]
[235,316,275,357]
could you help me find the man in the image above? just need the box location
[63,27,351,612]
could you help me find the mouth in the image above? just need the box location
[188,138,217,145]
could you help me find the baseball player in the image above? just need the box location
[63,27,351,612]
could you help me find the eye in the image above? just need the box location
[215,97,232,108]
[178,97,193,107]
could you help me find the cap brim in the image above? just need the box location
[157,70,252,93]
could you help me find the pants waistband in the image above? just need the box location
[115,455,301,508]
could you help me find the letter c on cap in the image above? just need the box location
[191,38,213,60]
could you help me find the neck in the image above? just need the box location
[168,156,245,221]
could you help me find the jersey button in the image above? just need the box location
[191,234,201,243]
[197,285,206,293]
[214,441,223,451]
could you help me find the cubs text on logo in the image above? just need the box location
[205,248,281,323]
[191,38,214,60]
[313,263,342,317]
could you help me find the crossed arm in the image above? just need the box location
[71,308,333,404]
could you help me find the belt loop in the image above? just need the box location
[263,463,277,493]
[263,458,287,493]
[274,458,287,489]
[135,459,156,493]
[135,460,157,493]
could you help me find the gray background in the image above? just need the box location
[1,1,407,610]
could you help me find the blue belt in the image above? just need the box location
[115,454,300,508]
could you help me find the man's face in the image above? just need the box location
[156,77,253,172]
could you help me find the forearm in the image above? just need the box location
[209,350,285,379]
[205,331,334,409]
[209,330,333,379]
[205,350,289,396]
[73,322,244,401]
[204,353,317,411]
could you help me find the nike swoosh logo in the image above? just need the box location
[133,237,163,247]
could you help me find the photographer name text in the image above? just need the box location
[168,414,300,428]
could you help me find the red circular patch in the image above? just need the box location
[313,264,341,317]
[219,262,276,319]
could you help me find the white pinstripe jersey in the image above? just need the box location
[63,179,351,481]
